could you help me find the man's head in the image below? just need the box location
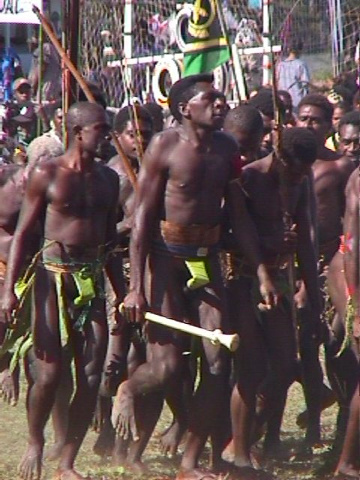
[338,111,360,161]
[13,78,32,104]
[113,105,154,160]
[278,127,318,184]
[297,94,334,146]
[248,90,286,153]
[288,40,303,57]
[143,102,164,133]
[49,103,63,137]
[168,73,227,129]
[66,102,110,155]
[224,105,264,156]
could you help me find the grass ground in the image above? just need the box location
[0,372,339,480]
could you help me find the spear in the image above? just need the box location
[32,5,138,191]
[268,3,300,359]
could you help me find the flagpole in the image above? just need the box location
[214,0,245,101]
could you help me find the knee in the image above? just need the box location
[208,353,230,377]
[36,365,61,390]
[153,355,181,385]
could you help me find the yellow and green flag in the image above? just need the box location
[183,0,230,76]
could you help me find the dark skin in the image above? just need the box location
[228,152,321,468]
[95,118,154,463]
[333,169,359,479]
[297,104,355,252]
[2,105,125,480]
[0,164,26,404]
[114,82,277,479]
[338,124,360,164]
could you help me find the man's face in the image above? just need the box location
[185,83,227,130]
[260,114,273,153]
[227,127,263,157]
[53,108,63,135]
[118,119,153,160]
[332,106,346,132]
[79,112,111,155]
[15,85,31,104]
[338,124,360,161]
[296,105,330,145]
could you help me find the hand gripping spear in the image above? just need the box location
[32,5,138,191]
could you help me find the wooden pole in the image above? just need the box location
[68,0,80,107]
[32,6,138,191]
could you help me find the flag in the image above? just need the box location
[183,0,230,76]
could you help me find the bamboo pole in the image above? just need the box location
[32,5,137,191]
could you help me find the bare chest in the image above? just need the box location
[48,171,113,215]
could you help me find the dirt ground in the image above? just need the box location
[0,368,340,480]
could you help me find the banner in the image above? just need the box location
[183,0,230,76]
[0,0,42,24]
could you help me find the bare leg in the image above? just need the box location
[334,387,360,478]
[228,277,267,469]
[180,257,231,476]
[46,355,74,461]
[19,267,62,480]
[56,297,108,479]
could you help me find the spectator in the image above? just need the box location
[0,35,22,101]
[28,36,61,102]
[277,40,310,112]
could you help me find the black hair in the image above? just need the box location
[168,73,214,122]
[248,90,286,120]
[113,105,153,134]
[338,110,360,130]
[278,90,292,105]
[282,127,318,166]
[224,104,263,133]
[143,102,164,132]
[79,82,107,110]
[298,94,334,124]
[288,39,303,54]
[66,102,106,140]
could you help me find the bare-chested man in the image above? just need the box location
[112,74,277,479]
[332,167,359,480]
[297,94,355,263]
[0,163,27,402]
[2,101,125,480]
[94,105,154,461]
[228,128,321,474]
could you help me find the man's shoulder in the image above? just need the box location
[243,152,272,174]
[345,167,359,195]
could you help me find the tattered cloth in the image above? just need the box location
[0,244,105,371]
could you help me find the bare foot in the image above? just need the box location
[221,439,234,462]
[0,366,20,406]
[45,441,64,462]
[53,468,90,480]
[93,423,115,457]
[333,465,360,479]
[176,468,220,480]
[125,460,149,475]
[18,444,43,480]
[160,420,186,457]
[111,381,139,441]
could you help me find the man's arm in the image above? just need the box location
[124,133,168,321]
[343,171,359,312]
[2,164,51,320]
[103,169,126,308]
[227,178,278,306]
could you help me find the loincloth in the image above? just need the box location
[152,221,221,290]
[0,244,105,370]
